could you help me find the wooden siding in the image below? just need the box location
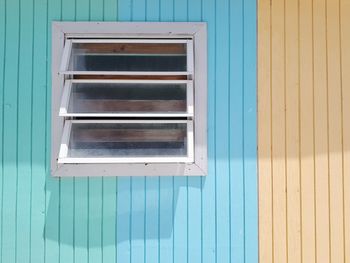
[258,0,350,262]
[0,0,257,263]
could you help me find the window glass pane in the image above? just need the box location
[68,42,187,72]
[68,122,188,158]
[67,82,187,114]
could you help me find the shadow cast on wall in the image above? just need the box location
[44,170,205,247]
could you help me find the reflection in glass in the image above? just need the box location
[68,42,187,72]
[67,82,187,114]
[68,122,188,158]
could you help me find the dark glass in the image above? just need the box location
[68,122,188,158]
[68,42,187,72]
[68,82,187,114]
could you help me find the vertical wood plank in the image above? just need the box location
[340,0,350,262]
[160,0,173,21]
[243,0,258,261]
[104,0,118,21]
[201,0,217,261]
[258,0,273,261]
[88,178,102,262]
[15,0,33,261]
[31,0,48,261]
[173,178,187,263]
[116,177,131,263]
[186,178,201,263]
[76,0,90,20]
[1,0,19,262]
[174,0,187,21]
[146,0,159,21]
[88,178,103,263]
[73,179,88,263]
[171,3,189,263]
[130,177,145,263]
[215,0,230,261]
[326,0,345,262]
[313,0,330,261]
[285,0,302,261]
[59,179,74,263]
[230,0,245,261]
[132,0,145,21]
[159,176,173,263]
[45,0,61,262]
[299,0,316,261]
[62,0,75,19]
[101,177,117,263]
[0,0,5,258]
[144,178,160,263]
[117,0,131,21]
[90,0,104,21]
[271,0,287,261]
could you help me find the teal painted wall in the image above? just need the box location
[0,0,257,262]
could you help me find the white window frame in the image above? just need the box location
[51,22,207,177]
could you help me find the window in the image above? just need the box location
[51,22,207,176]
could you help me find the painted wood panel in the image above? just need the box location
[258,0,350,262]
[0,0,258,263]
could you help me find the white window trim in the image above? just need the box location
[51,22,207,177]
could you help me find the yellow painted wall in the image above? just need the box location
[258,0,350,262]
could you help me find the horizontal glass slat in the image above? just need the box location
[60,80,193,116]
[58,121,193,163]
[67,41,188,72]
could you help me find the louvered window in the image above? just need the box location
[51,22,207,176]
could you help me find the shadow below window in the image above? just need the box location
[44,171,204,247]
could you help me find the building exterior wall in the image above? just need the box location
[258,0,350,262]
[0,0,257,262]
